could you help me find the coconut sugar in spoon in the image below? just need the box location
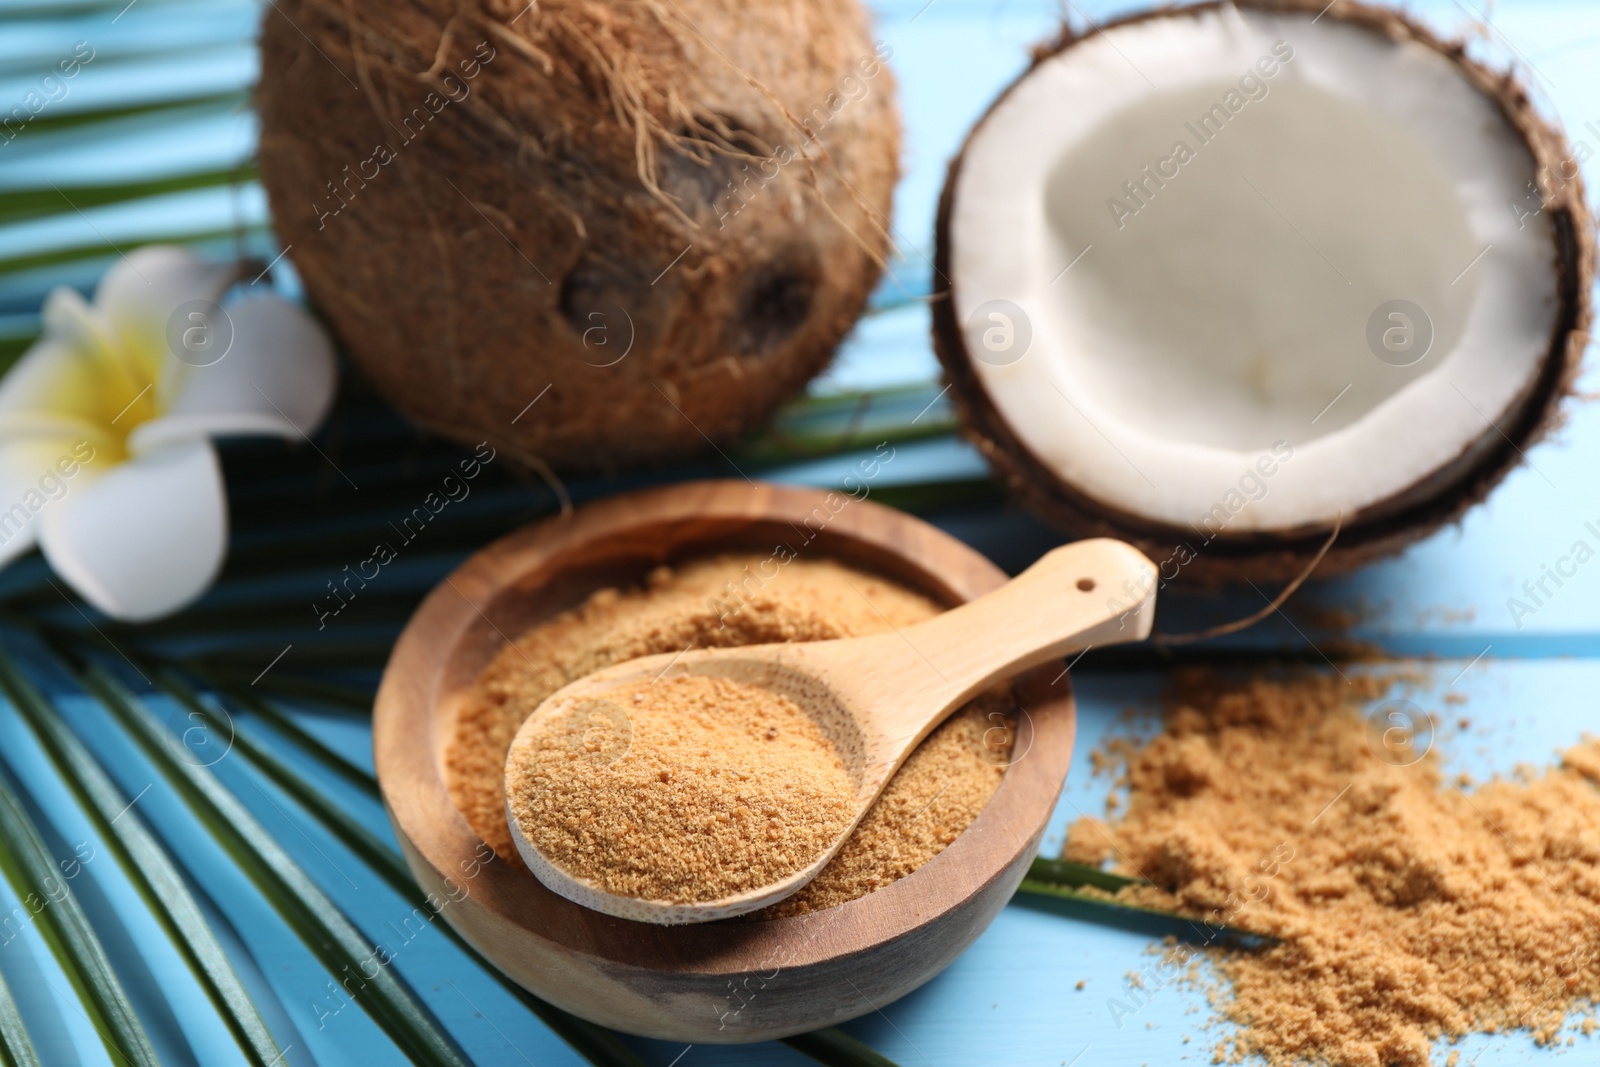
[505,538,1157,924]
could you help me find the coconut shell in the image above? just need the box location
[258,0,898,471]
[932,0,1594,584]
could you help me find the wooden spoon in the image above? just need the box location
[504,538,1157,924]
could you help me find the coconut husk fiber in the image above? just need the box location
[257,0,898,471]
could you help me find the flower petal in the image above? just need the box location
[40,286,114,359]
[163,294,337,436]
[0,434,98,570]
[38,439,226,621]
[0,309,123,430]
[127,413,300,455]
[95,245,241,395]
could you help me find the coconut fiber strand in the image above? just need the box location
[1067,672,1600,1067]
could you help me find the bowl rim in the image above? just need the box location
[374,479,1076,980]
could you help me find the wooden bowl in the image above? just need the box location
[374,480,1076,1042]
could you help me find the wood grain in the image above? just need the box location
[373,480,1079,1042]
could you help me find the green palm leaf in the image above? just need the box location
[191,667,375,713]
[1025,857,1139,893]
[0,226,270,280]
[0,168,254,225]
[783,1029,904,1067]
[0,955,40,1067]
[1018,858,1275,944]
[0,92,247,142]
[0,651,282,1066]
[0,765,158,1067]
[66,654,474,1067]
[202,677,380,798]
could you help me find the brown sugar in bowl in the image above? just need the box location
[373,480,1077,1042]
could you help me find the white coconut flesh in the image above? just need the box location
[949,6,1558,533]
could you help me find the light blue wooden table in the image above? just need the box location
[0,1,1596,1064]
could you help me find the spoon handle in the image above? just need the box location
[846,539,1157,745]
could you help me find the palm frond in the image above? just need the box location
[782,1029,904,1067]
[0,651,283,1066]
[202,677,380,797]
[66,654,474,1067]
[0,168,253,225]
[1017,859,1276,946]
[0,966,40,1067]
[0,763,158,1067]
[0,92,247,141]
[1025,857,1140,893]
[0,225,270,281]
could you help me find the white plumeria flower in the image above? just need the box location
[0,245,336,621]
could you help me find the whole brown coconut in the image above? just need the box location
[258,0,897,471]
[933,0,1593,585]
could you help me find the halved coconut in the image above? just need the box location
[934,0,1592,582]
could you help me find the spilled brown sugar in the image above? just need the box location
[505,674,858,903]
[446,553,1012,917]
[1069,671,1600,1067]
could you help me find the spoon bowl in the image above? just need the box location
[506,538,1157,923]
